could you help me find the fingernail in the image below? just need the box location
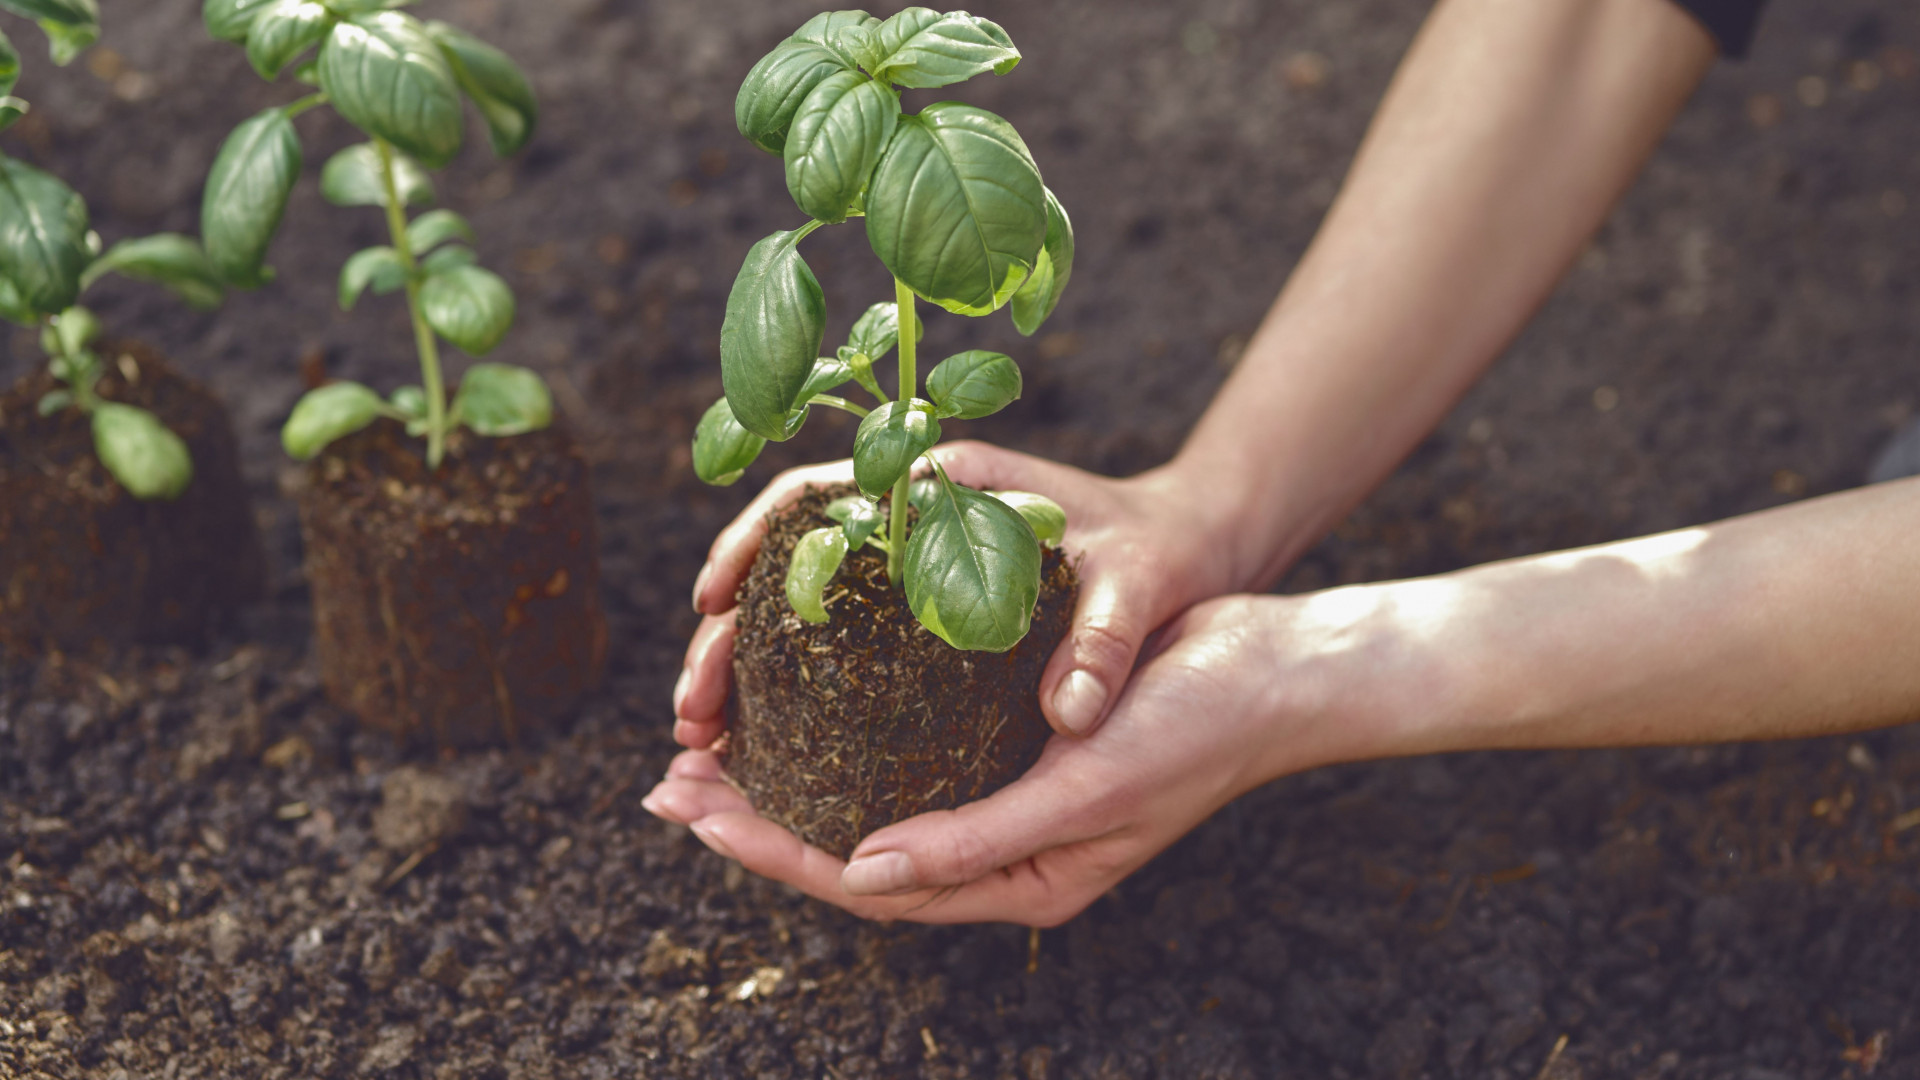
[690,564,712,613]
[671,668,691,716]
[640,792,669,819]
[1053,669,1108,735]
[690,822,736,860]
[842,851,917,896]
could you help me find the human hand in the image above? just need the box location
[676,440,1259,745]
[647,590,1427,924]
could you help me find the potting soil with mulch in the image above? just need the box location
[5,2,1920,1077]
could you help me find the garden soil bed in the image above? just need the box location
[5,1,1920,1077]
[725,484,1076,859]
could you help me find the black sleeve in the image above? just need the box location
[1669,0,1769,58]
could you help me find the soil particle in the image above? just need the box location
[371,766,469,854]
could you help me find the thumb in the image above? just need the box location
[839,750,1105,897]
[1038,555,1173,738]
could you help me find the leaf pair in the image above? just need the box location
[281,362,550,460]
[787,475,1062,651]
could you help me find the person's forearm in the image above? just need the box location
[1367,479,1920,758]
[1166,0,1716,589]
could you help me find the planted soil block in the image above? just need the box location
[725,484,1078,858]
[295,418,606,748]
[0,342,264,655]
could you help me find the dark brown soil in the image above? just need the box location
[0,341,264,655]
[4,1,1920,1077]
[295,418,606,748]
[726,484,1076,858]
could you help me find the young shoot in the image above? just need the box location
[1,1,227,500]
[198,0,549,468]
[692,8,1076,653]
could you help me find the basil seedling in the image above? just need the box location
[694,8,1074,652]
[1,3,224,500]
[199,0,547,468]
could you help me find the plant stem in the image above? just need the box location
[374,137,449,469]
[808,393,871,418]
[886,278,917,587]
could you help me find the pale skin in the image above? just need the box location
[646,0,1920,926]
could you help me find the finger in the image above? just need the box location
[838,743,1109,896]
[694,461,853,615]
[1037,555,1176,737]
[673,611,737,740]
[641,775,752,825]
[664,748,725,780]
[931,440,1073,499]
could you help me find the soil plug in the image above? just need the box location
[1,1,264,653]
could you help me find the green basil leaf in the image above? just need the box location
[866,103,1045,316]
[734,38,848,155]
[0,26,20,97]
[420,263,513,355]
[389,384,425,421]
[926,349,1020,419]
[37,17,95,65]
[92,402,192,500]
[80,234,225,310]
[0,274,35,324]
[318,13,464,168]
[870,8,1018,89]
[1011,186,1073,336]
[452,361,550,436]
[799,354,855,400]
[202,0,276,43]
[338,245,404,309]
[0,155,88,315]
[987,490,1065,546]
[405,207,472,252]
[786,526,848,624]
[830,495,884,548]
[421,21,537,157]
[783,69,895,224]
[420,244,474,273]
[907,474,940,514]
[318,141,434,207]
[719,227,825,441]
[691,396,766,487]
[282,380,384,459]
[201,106,301,287]
[0,96,26,135]
[49,303,97,356]
[904,476,1040,652]
[845,299,921,362]
[851,397,939,499]
[245,0,333,79]
[789,10,881,69]
[36,388,71,415]
[0,0,96,28]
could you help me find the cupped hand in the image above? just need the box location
[674,440,1249,750]
[646,591,1420,925]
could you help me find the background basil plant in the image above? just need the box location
[200,0,548,468]
[692,7,1075,653]
[2,0,225,500]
